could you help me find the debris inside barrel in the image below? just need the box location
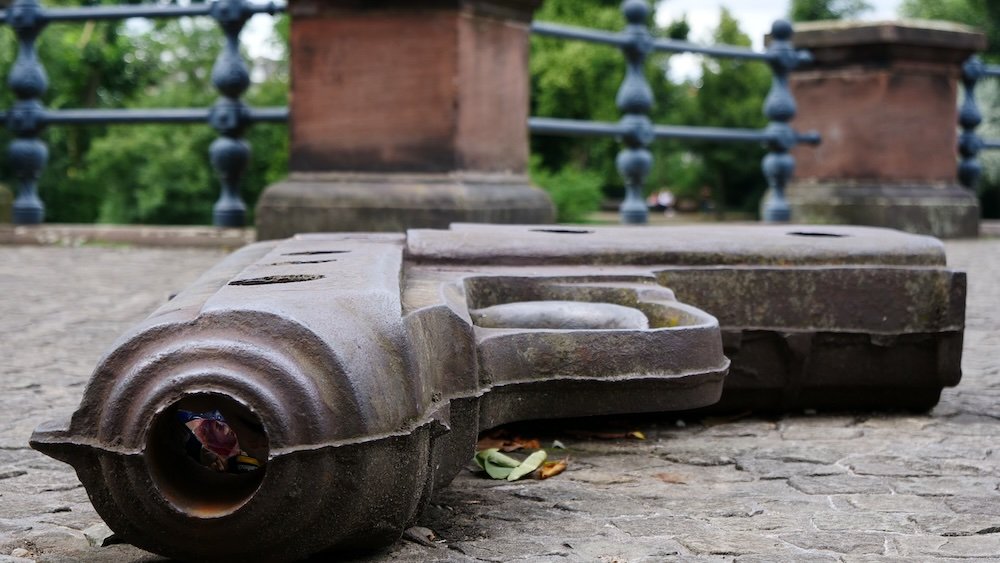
[177,410,262,473]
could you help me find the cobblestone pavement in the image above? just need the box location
[0,239,998,562]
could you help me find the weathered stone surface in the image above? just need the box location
[812,512,917,534]
[735,458,845,479]
[788,475,894,495]
[907,513,1000,536]
[778,531,888,555]
[408,224,966,411]
[256,173,554,240]
[0,235,997,561]
[843,494,953,514]
[894,534,1000,558]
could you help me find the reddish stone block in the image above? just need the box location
[787,21,986,237]
[288,0,538,174]
[257,0,554,238]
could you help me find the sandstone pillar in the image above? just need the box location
[255,0,555,240]
[787,21,986,238]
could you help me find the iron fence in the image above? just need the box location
[4,0,823,228]
[529,0,821,224]
[1,0,289,227]
[959,56,1000,189]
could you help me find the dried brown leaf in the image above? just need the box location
[501,438,541,452]
[477,435,542,453]
[539,460,568,480]
[475,437,507,451]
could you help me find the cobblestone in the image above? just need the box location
[0,239,999,561]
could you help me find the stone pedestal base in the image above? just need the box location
[255,172,554,240]
[788,182,980,238]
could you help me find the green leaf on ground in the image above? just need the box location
[507,450,548,481]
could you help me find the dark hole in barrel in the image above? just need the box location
[146,394,268,518]
[229,274,324,286]
[530,228,594,235]
[786,231,847,238]
[282,250,350,256]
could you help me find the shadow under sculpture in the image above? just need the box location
[31,224,965,561]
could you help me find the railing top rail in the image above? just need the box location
[528,116,822,146]
[527,117,626,137]
[530,22,628,48]
[0,107,289,125]
[0,0,285,24]
[650,37,771,62]
[531,20,789,63]
[984,65,1000,78]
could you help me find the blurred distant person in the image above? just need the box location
[647,189,675,215]
[657,190,675,216]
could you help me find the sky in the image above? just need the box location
[656,0,905,80]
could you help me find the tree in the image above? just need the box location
[686,8,772,214]
[900,0,999,61]
[789,0,873,21]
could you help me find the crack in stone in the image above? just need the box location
[942,526,1000,537]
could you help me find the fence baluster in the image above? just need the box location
[958,56,984,190]
[6,0,48,225]
[208,0,254,228]
[761,20,802,223]
[616,0,654,225]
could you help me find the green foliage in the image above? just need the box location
[0,2,159,222]
[530,0,694,209]
[686,8,771,213]
[789,0,873,21]
[900,0,999,61]
[532,1,780,219]
[530,157,604,223]
[80,17,289,224]
[0,2,288,224]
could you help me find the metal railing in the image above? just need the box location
[958,56,1000,189]
[529,0,821,224]
[2,0,289,227]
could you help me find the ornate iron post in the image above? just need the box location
[761,20,803,223]
[209,0,255,228]
[616,0,654,225]
[958,56,984,190]
[6,0,48,225]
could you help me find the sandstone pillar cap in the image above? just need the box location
[789,20,986,66]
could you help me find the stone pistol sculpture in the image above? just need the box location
[30,224,965,561]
